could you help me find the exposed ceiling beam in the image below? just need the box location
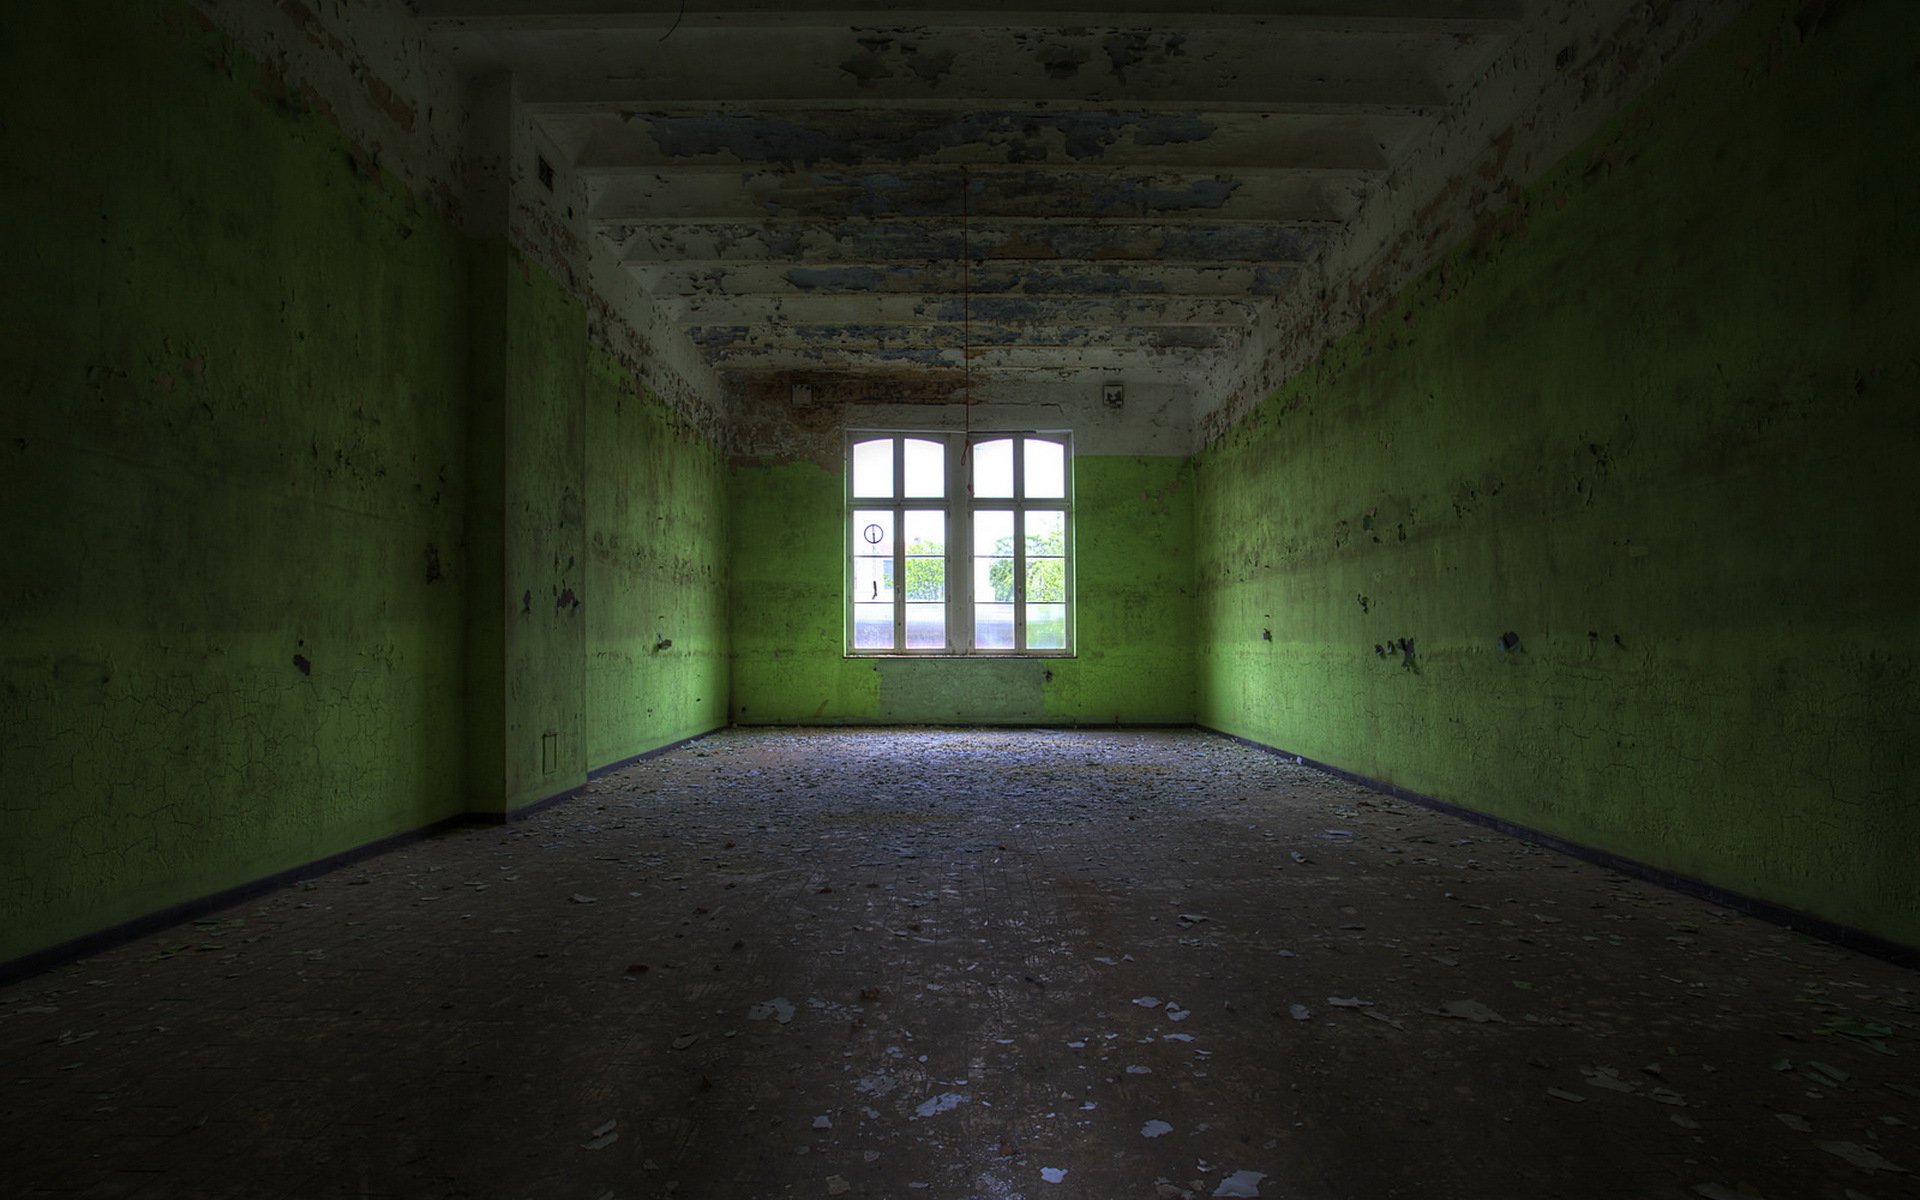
[412,1,1524,35]
[551,109,1411,173]
[435,24,1483,115]
[662,293,1260,327]
[629,261,1297,297]
[601,221,1330,265]
[688,322,1234,353]
[588,169,1367,223]
[412,0,1534,384]
[719,368,1212,408]
[528,90,1450,121]
[698,343,1233,371]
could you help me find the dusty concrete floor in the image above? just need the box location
[2,728,1915,1200]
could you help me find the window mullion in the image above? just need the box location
[961,433,973,655]
[950,433,966,655]
[893,440,906,651]
[1064,503,1075,654]
[1012,437,1026,652]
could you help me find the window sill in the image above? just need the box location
[844,652,1077,660]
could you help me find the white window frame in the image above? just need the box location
[845,430,1074,657]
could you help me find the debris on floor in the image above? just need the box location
[2,728,1915,1200]
[1214,1168,1268,1197]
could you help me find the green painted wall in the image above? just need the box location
[463,242,510,816]
[729,453,1193,724]
[470,252,732,812]
[1195,0,1920,946]
[0,4,732,962]
[585,355,730,766]
[0,4,471,960]
[496,253,588,812]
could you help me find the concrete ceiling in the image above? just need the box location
[413,1,1525,400]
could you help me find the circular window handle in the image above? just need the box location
[862,523,885,545]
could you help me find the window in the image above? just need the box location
[848,432,1073,656]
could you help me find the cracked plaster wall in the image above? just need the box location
[726,375,1199,464]
[468,72,726,439]
[464,240,730,817]
[726,374,1196,725]
[1207,0,1752,439]
[585,354,730,770]
[728,453,1194,726]
[0,1,474,961]
[1195,0,1920,947]
[1,1,732,960]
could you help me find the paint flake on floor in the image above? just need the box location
[2,728,1916,1199]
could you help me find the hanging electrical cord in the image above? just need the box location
[961,165,974,490]
[658,0,686,42]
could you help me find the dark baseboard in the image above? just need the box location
[1203,726,1918,972]
[475,784,582,825]
[727,719,1195,729]
[586,729,717,780]
[14,724,1907,987]
[0,811,473,989]
[1,727,727,987]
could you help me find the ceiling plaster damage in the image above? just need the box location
[410,0,1736,438]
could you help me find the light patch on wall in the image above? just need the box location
[876,660,1046,724]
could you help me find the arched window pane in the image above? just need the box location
[851,438,893,497]
[1025,439,1066,498]
[903,438,944,497]
[973,438,1013,498]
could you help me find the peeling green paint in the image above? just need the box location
[585,357,730,766]
[1195,0,1920,946]
[0,4,731,962]
[0,2,471,961]
[447,244,736,816]
[7,0,1912,972]
[728,454,1192,725]
[496,250,588,813]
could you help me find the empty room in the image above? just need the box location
[2,0,1915,1197]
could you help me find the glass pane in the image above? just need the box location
[853,509,896,627]
[972,438,1013,498]
[854,555,895,603]
[973,556,1015,603]
[852,509,895,556]
[1026,604,1067,650]
[903,438,945,498]
[1025,556,1064,603]
[1024,509,1065,557]
[905,556,943,601]
[905,604,945,649]
[903,510,945,601]
[1024,439,1066,498]
[854,603,893,649]
[975,603,1015,649]
[975,509,1013,556]
[851,439,893,497]
[903,509,945,554]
